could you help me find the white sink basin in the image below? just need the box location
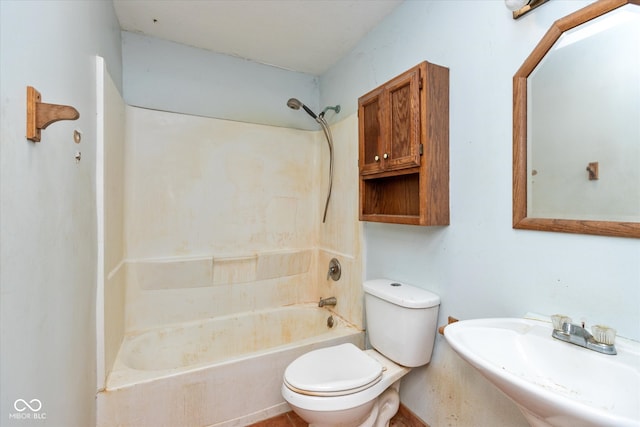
[444,318,640,427]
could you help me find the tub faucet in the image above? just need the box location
[318,297,337,307]
[552,321,616,355]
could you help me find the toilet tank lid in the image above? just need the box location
[364,279,440,309]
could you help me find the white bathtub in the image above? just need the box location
[97,304,364,427]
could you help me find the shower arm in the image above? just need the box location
[316,116,334,224]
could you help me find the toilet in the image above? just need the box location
[282,279,440,427]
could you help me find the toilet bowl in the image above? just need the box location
[282,344,409,427]
[282,279,440,427]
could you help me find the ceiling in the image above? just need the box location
[113,0,403,76]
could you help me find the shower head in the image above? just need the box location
[286,98,317,119]
[287,98,302,110]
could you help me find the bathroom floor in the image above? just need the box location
[248,407,426,427]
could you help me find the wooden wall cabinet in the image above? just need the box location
[358,61,449,225]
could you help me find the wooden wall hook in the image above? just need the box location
[586,161,599,180]
[26,86,79,142]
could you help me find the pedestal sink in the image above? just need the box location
[444,317,640,427]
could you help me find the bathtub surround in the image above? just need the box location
[97,56,127,392]
[123,107,319,258]
[124,249,317,331]
[130,250,312,291]
[97,106,364,425]
[103,262,126,388]
[120,106,362,327]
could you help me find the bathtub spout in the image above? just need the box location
[318,297,337,307]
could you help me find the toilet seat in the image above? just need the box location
[283,343,383,397]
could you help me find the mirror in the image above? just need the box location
[513,0,640,238]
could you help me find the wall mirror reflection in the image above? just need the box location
[513,0,640,238]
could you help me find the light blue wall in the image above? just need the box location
[321,0,639,339]
[0,1,122,425]
[122,32,321,131]
[321,2,639,423]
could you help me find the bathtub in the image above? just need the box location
[97,304,364,427]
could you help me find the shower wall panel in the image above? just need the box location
[122,107,324,331]
[124,106,319,259]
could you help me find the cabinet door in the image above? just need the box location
[384,66,421,171]
[358,87,386,175]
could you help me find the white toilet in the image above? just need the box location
[282,279,440,427]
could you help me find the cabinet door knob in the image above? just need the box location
[374,155,380,162]
[383,153,389,159]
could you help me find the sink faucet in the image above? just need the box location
[552,321,616,355]
[318,297,337,307]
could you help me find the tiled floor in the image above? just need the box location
[247,411,306,427]
[248,405,426,427]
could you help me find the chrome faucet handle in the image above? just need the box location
[327,258,341,281]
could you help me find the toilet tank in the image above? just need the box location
[364,279,440,367]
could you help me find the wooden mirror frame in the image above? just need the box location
[513,0,640,238]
